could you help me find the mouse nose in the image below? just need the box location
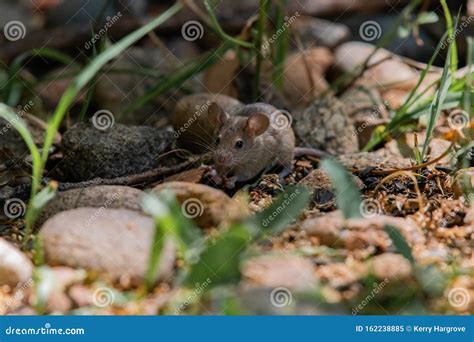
[216,152,231,165]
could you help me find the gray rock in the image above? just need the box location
[0,238,33,287]
[36,185,143,228]
[339,87,389,148]
[369,253,412,281]
[60,122,174,181]
[241,254,318,290]
[291,16,350,49]
[334,42,417,90]
[301,211,426,251]
[281,48,333,108]
[294,96,359,154]
[0,109,60,163]
[153,181,245,229]
[40,208,175,283]
[337,149,412,170]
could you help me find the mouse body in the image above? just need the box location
[209,102,295,188]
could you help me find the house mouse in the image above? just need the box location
[208,102,327,188]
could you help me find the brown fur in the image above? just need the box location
[209,102,295,184]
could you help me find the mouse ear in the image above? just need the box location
[244,113,269,138]
[208,102,228,129]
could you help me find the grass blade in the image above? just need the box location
[463,37,473,114]
[421,39,453,158]
[251,185,311,236]
[203,0,254,48]
[440,0,458,72]
[252,0,270,101]
[0,104,43,247]
[384,225,415,263]
[185,223,251,288]
[123,41,231,115]
[320,158,363,219]
[3,48,79,106]
[272,0,289,88]
[363,31,449,151]
[0,104,41,195]
[41,2,183,166]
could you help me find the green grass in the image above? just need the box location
[421,37,453,159]
[272,0,289,88]
[331,0,423,94]
[122,41,232,115]
[140,185,310,304]
[440,0,458,72]
[2,48,80,106]
[320,159,363,219]
[252,0,270,101]
[363,27,467,152]
[0,3,183,246]
[463,37,473,114]
[203,0,254,49]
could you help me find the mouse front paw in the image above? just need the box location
[206,167,217,178]
[224,176,238,189]
[210,173,223,185]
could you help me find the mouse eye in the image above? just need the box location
[215,137,220,145]
[234,140,243,149]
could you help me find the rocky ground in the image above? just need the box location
[0,0,472,315]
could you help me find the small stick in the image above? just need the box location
[0,155,205,202]
[374,170,424,211]
[54,155,204,191]
[352,142,454,175]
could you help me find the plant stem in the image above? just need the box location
[440,0,458,72]
[123,41,232,115]
[40,2,183,167]
[13,3,183,247]
[252,0,269,101]
[272,0,289,88]
[203,0,254,48]
[331,0,422,95]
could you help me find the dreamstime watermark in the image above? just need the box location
[174,278,212,314]
[181,20,204,41]
[84,12,123,50]
[92,287,115,308]
[262,12,300,50]
[181,198,204,219]
[447,109,470,130]
[447,287,470,309]
[270,287,292,308]
[465,192,474,206]
[440,16,474,49]
[1,278,33,312]
[173,101,211,138]
[5,323,85,336]
[270,109,292,130]
[359,20,382,42]
[467,149,473,161]
[359,199,383,218]
[351,103,386,138]
[4,20,26,41]
[352,278,389,315]
[91,109,115,131]
[84,190,122,227]
[0,100,35,136]
[261,189,301,227]
[439,211,458,228]
[3,198,26,219]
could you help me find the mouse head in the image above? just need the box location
[208,102,269,168]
